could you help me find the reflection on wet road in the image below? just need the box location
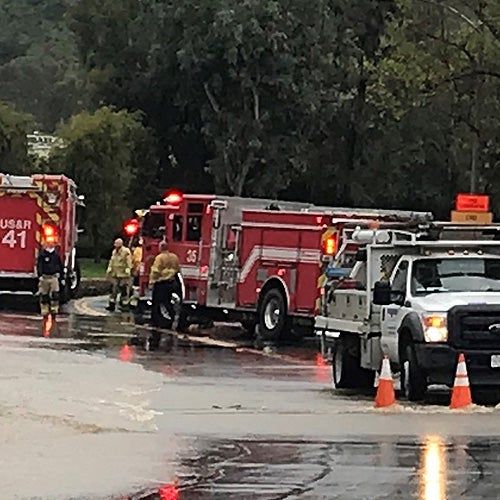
[2,303,500,498]
[173,436,500,499]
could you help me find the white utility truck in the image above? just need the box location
[315,222,500,400]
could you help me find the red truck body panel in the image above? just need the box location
[236,210,323,313]
[0,195,39,273]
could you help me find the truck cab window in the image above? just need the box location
[172,215,183,241]
[187,215,202,241]
[392,261,408,295]
[186,203,204,242]
[141,212,165,239]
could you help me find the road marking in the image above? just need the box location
[73,297,107,317]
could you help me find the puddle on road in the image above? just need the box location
[123,435,500,499]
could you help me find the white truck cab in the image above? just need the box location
[315,223,500,400]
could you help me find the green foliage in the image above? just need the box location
[51,106,157,257]
[79,258,107,278]
[0,101,33,174]
[0,0,85,130]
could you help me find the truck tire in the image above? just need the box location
[69,261,81,299]
[258,288,288,342]
[333,336,374,389]
[400,343,427,401]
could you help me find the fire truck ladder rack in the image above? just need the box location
[308,206,434,223]
[0,174,39,191]
[343,222,500,251]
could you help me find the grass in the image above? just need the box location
[79,258,107,279]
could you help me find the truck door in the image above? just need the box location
[168,202,212,304]
[380,260,410,360]
[0,194,39,273]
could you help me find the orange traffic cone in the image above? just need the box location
[375,356,396,408]
[450,353,472,409]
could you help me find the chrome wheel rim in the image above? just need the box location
[264,299,280,330]
[403,360,410,399]
[334,345,343,386]
[70,270,78,290]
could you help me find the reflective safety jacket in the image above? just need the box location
[107,247,132,278]
[132,246,142,276]
[149,251,180,284]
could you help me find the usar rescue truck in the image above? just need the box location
[137,190,431,340]
[316,202,500,400]
[0,173,82,301]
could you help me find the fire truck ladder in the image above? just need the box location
[0,174,39,191]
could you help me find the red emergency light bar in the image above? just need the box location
[164,190,183,205]
[123,218,140,237]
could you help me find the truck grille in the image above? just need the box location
[448,305,500,350]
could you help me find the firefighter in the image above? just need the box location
[131,237,143,287]
[149,240,181,330]
[106,238,132,311]
[129,237,143,309]
[37,242,64,318]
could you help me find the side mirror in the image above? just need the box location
[373,281,391,306]
[213,209,221,230]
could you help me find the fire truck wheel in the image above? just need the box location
[400,343,427,402]
[258,288,288,341]
[69,262,81,298]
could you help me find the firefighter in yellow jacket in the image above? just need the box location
[106,238,132,311]
[149,240,180,327]
[131,238,143,286]
[129,238,143,309]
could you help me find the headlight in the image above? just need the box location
[421,313,448,342]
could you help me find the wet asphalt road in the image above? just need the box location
[2,297,500,499]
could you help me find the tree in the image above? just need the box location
[68,0,394,199]
[0,0,86,130]
[0,100,33,174]
[69,0,213,195]
[51,106,158,257]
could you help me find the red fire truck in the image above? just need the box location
[136,191,432,340]
[0,173,83,301]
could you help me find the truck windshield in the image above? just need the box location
[411,258,500,295]
[141,212,165,239]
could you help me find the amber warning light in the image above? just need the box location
[123,219,140,237]
[323,235,337,255]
